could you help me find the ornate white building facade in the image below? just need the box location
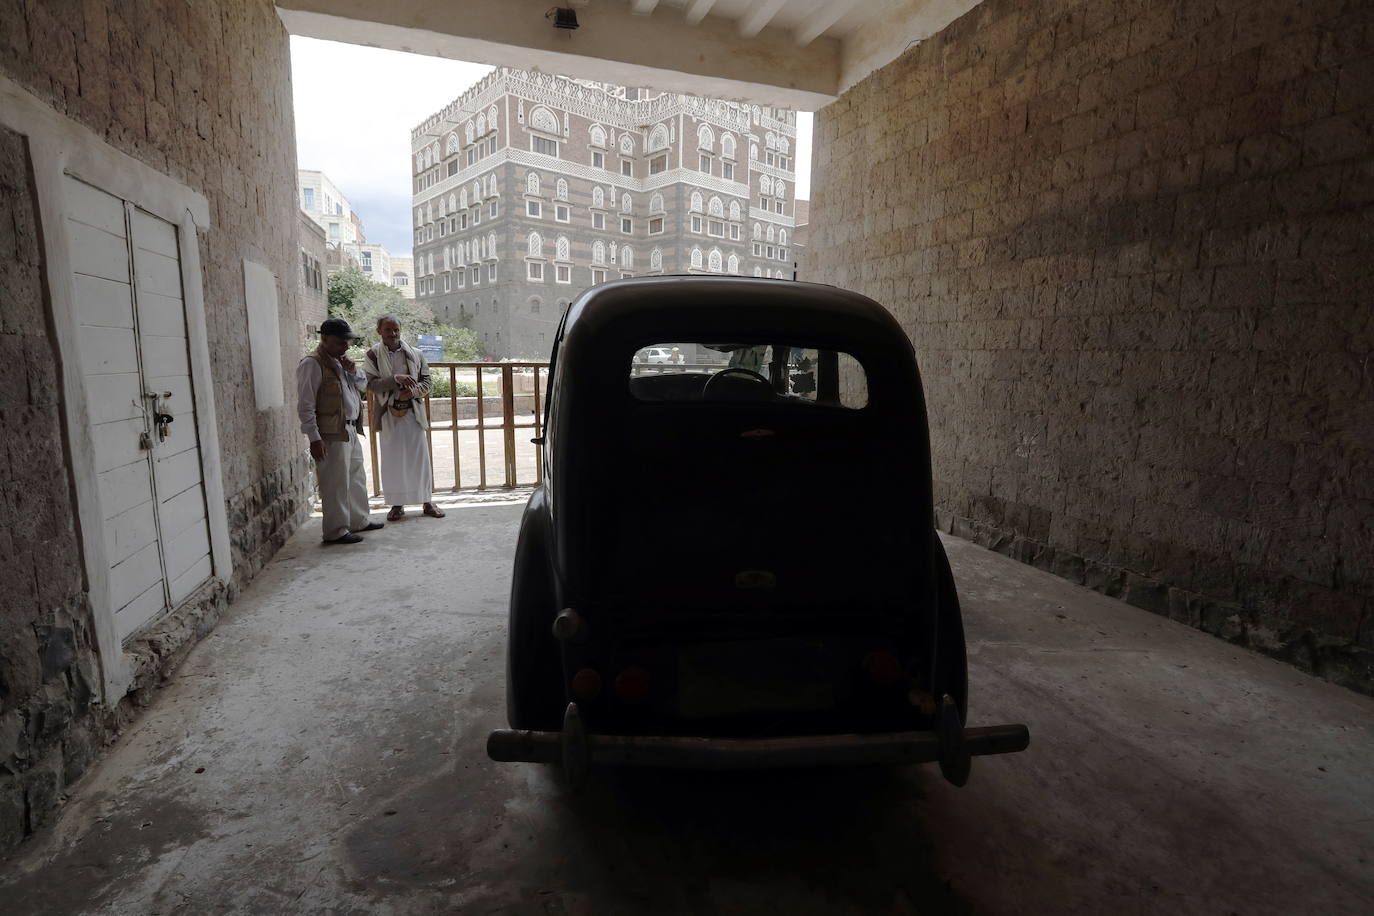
[410,68,800,359]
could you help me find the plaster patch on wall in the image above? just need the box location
[243,260,283,409]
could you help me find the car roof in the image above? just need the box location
[563,277,908,352]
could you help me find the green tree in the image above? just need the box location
[326,265,375,323]
[433,324,484,362]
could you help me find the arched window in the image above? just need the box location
[727,253,739,274]
[761,175,773,196]
[465,121,475,144]
[708,196,724,217]
[621,193,632,213]
[767,224,775,242]
[530,105,559,135]
[488,105,498,127]
[752,222,761,239]
[721,133,736,159]
[425,202,432,222]
[556,178,568,200]
[766,132,777,150]
[749,143,758,161]
[556,236,570,261]
[529,296,541,314]
[708,249,722,272]
[697,123,714,149]
[472,180,481,200]
[590,124,607,148]
[592,186,605,209]
[776,181,786,200]
[781,138,790,153]
[528,231,543,259]
[592,240,606,265]
[415,154,423,173]
[690,192,703,213]
[448,193,457,211]
[690,248,703,270]
[621,246,633,269]
[445,133,459,155]
[650,248,663,271]
[729,201,741,221]
[648,123,670,152]
[753,266,763,277]
[780,229,788,246]
[414,207,422,227]
[460,188,469,209]
[477,113,487,136]
[619,133,635,155]
[488,231,497,257]
[438,199,446,218]
[527,172,540,196]
[650,193,664,213]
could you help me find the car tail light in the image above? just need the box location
[862,651,902,687]
[571,667,601,701]
[614,667,652,704]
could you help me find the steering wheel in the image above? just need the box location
[702,367,773,401]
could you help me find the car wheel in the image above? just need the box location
[506,519,564,731]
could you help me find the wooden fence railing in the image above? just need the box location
[362,362,548,495]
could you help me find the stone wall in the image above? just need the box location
[808,0,1373,691]
[0,0,310,852]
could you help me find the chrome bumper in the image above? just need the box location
[487,699,1030,787]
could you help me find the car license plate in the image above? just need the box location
[677,639,836,719]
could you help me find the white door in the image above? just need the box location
[66,177,213,641]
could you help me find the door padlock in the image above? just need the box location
[139,431,153,450]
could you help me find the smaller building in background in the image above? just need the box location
[340,240,394,285]
[298,211,328,340]
[390,255,415,299]
[298,169,361,245]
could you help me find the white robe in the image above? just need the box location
[379,347,433,506]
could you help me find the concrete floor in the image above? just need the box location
[3,498,1372,914]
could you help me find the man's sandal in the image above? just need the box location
[387,506,405,521]
[423,504,446,518]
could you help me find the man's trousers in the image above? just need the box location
[316,428,370,540]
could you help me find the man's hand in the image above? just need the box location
[310,440,327,463]
[339,355,355,373]
[394,374,416,388]
[397,388,414,401]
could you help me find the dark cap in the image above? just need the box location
[319,317,361,340]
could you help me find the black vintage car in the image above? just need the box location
[487,277,1029,786]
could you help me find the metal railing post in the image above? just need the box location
[501,364,516,487]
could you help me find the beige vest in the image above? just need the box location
[309,346,350,442]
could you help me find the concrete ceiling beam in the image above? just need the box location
[795,0,858,47]
[683,0,719,26]
[738,0,789,38]
[278,0,839,109]
[629,0,660,15]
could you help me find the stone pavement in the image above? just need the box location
[2,498,1371,914]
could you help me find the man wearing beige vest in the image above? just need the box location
[296,318,383,545]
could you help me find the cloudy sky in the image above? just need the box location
[290,37,813,260]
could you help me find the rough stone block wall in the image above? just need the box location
[808,0,1373,691]
[0,0,310,852]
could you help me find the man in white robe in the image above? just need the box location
[364,315,444,521]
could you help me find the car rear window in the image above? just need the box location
[629,343,869,409]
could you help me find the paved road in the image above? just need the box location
[3,500,1371,914]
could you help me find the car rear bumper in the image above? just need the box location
[487,699,1029,786]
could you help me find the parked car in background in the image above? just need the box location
[637,346,679,364]
[488,276,1030,787]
